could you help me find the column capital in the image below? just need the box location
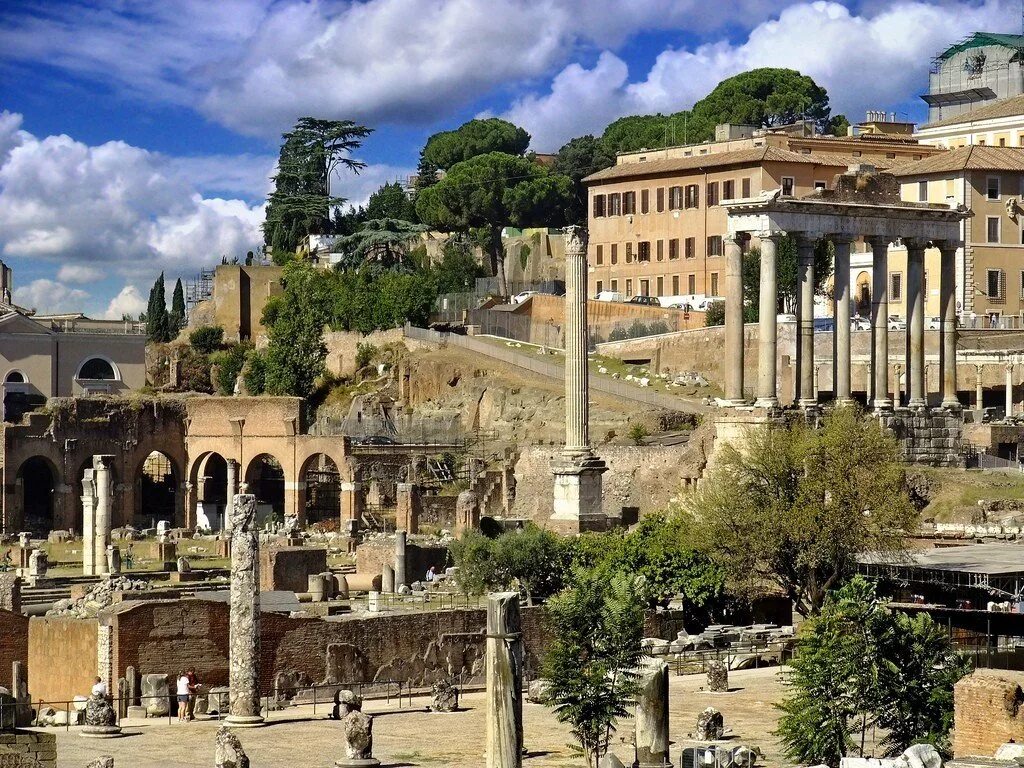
[866,235,891,249]
[826,233,857,245]
[792,232,821,248]
[903,237,929,252]
[753,230,784,243]
[934,239,961,255]
[563,225,588,257]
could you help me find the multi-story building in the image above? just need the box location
[922,32,1024,125]
[583,127,943,302]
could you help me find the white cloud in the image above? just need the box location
[56,265,103,283]
[13,279,89,314]
[103,285,147,320]
[167,154,276,201]
[499,0,1015,150]
[0,111,265,285]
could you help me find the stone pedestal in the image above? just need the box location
[485,592,523,768]
[550,456,607,534]
[635,658,671,768]
[695,707,724,741]
[335,690,380,767]
[706,660,728,693]
[226,494,264,728]
[381,564,395,594]
[106,545,121,575]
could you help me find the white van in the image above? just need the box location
[595,291,624,302]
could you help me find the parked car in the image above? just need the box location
[888,315,906,331]
[511,290,540,305]
[851,315,871,331]
[595,291,624,302]
[355,435,397,446]
[628,295,661,307]
[813,317,834,332]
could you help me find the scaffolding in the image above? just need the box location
[185,268,215,320]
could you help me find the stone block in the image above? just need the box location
[259,547,327,594]
[141,674,169,717]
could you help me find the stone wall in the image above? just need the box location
[0,609,28,690]
[27,616,98,704]
[420,495,457,528]
[323,328,416,379]
[0,574,19,613]
[878,409,964,467]
[953,669,1024,757]
[0,730,56,768]
[259,547,327,594]
[355,539,451,584]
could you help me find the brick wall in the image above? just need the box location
[0,731,56,768]
[27,616,98,705]
[0,609,28,690]
[259,547,327,593]
[953,669,1024,756]
[356,540,451,584]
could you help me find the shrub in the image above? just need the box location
[355,342,378,370]
[189,325,224,354]
[177,347,212,393]
[212,342,252,396]
[627,422,649,445]
[704,301,725,326]
[243,350,267,395]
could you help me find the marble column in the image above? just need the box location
[93,456,113,576]
[869,236,892,410]
[485,592,523,768]
[634,658,670,768]
[394,530,407,589]
[1007,361,1014,418]
[724,235,745,404]
[832,236,853,404]
[225,460,239,533]
[183,482,195,531]
[81,466,97,577]
[939,243,959,409]
[795,235,817,408]
[906,240,927,408]
[976,364,985,409]
[226,494,264,728]
[564,225,590,454]
[755,232,780,408]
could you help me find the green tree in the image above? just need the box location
[431,237,484,294]
[601,113,692,154]
[212,342,252,395]
[414,151,440,191]
[177,346,212,393]
[168,278,186,337]
[544,570,644,767]
[553,135,615,224]
[416,152,571,296]
[491,526,572,606]
[704,300,725,327]
[243,350,267,395]
[334,218,428,271]
[422,118,530,169]
[741,237,835,320]
[189,325,224,354]
[449,529,498,596]
[690,406,916,616]
[145,273,170,343]
[366,181,418,222]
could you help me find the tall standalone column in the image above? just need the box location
[755,232,780,408]
[869,236,892,410]
[394,529,407,589]
[635,658,670,768]
[976,364,985,409]
[81,465,97,576]
[93,456,113,575]
[225,460,239,533]
[724,235,745,405]
[1007,360,1015,418]
[832,236,853,404]
[485,592,523,768]
[226,494,264,728]
[795,235,817,408]
[906,240,927,408]
[939,242,960,408]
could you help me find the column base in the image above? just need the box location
[753,397,779,409]
[797,398,819,410]
[908,398,928,410]
[81,726,124,739]
[835,397,857,408]
[335,760,381,767]
[941,399,962,411]
[872,398,893,412]
[721,399,749,408]
[223,714,266,728]
[551,457,608,534]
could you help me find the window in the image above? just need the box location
[610,279,618,291]
[684,184,700,209]
[638,241,651,262]
[685,237,695,259]
[625,279,633,297]
[593,195,606,218]
[710,273,719,296]
[890,272,903,301]
[656,187,665,212]
[988,216,1001,243]
[656,277,664,295]
[741,178,751,198]
[596,280,603,294]
[609,193,622,216]
[687,274,696,294]
[640,279,649,297]
[669,239,679,260]
[918,181,928,201]
[988,269,1005,301]
[781,177,795,196]
[5,371,24,383]
[707,235,723,257]
[723,179,735,200]
[706,182,719,206]
[1020,270,1024,299]
[623,191,636,215]
[672,275,679,294]
[656,240,664,261]
[988,176,1001,200]
[610,244,618,265]
[595,244,603,265]
[640,189,650,214]
[814,180,826,190]
[668,186,683,210]
[625,242,633,263]
[886,152,896,159]
[853,150,862,157]
[1000,138,1007,147]
[78,357,116,380]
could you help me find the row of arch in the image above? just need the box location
[13,449,344,535]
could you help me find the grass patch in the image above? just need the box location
[920,467,1024,522]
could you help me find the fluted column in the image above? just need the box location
[906,240,927,408]
[939,242,960,408]
[93,456,113,575]
[869,236,892,410]
[724,234,745,404]
[563,226,590,455]
[755,232,780,408]
[226,494,264,728]
[795,235,817,408]
[832,236,853,404]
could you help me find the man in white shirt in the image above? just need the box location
[91,677,107,698]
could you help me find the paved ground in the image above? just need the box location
[51,667,789,768]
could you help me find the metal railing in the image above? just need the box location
[667,640,796,675]
[366,590,486,613]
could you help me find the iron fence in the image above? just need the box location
[366,590,486,613]
[666,640,795,676]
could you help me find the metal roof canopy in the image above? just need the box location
[858,543,1024,600]
[921,87,996,107]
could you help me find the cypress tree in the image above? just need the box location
[169,278,186,336]
[145,273,170,343]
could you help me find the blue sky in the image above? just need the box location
[0,0,1015,316]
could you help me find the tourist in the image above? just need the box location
[176,670,192,722]
[91,676,108,698]
[124,543,134,570]
[185,666,198,720]
[425,566,436,583]
[0,549,11,571]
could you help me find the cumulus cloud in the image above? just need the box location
[56,264,103,283]
[103,285,147,320]
[500,0,1015,150]
[13,279,89,314]
[0,110,265,286]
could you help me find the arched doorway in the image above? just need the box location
[137,451,178,527]
[245,454,284,521]
[302,454,340,525]
[18,457,56,536]
[191,453,227,531]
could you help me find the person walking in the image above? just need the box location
[185,666,198,720]
[176,671,192,722]
[124,543,134,570]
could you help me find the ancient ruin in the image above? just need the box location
[226,494,263,728]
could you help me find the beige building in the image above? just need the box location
[916,93,1024,149]
[583,128,942,301]
[189,264,284,343]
